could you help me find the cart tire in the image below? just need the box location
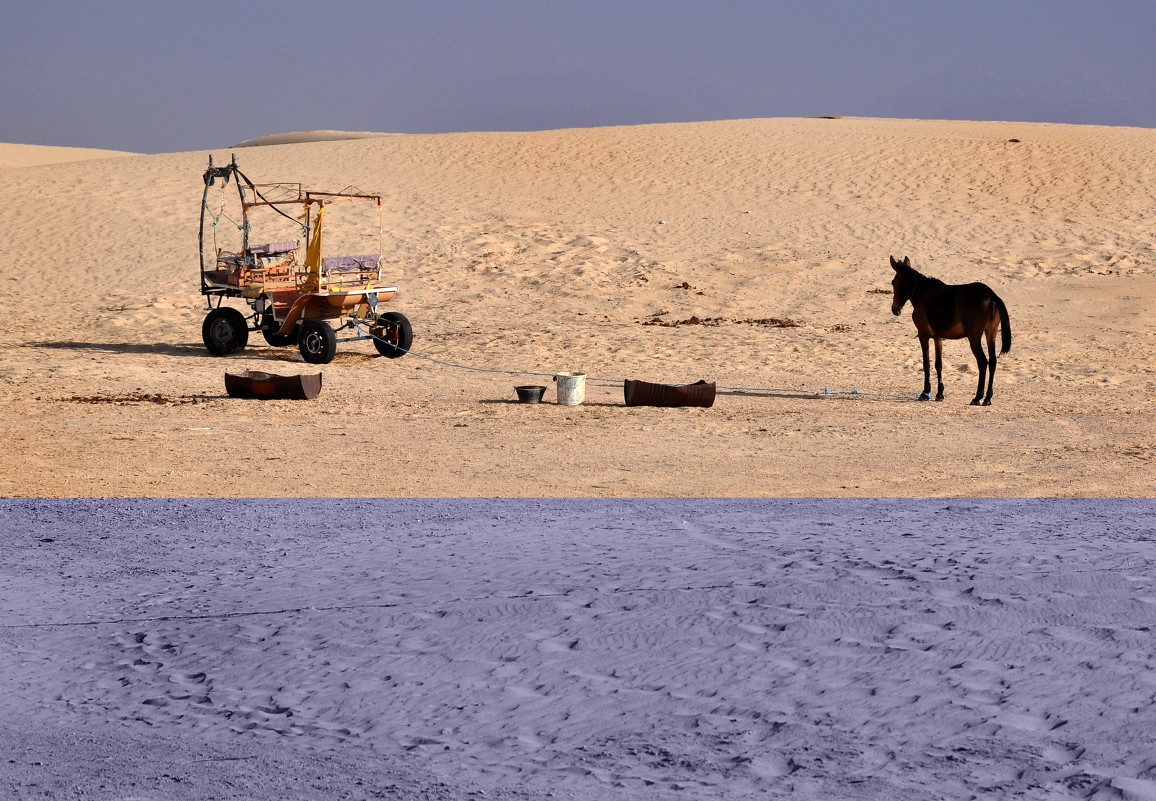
[263,329,297,347]
[373,311,413,358]
[202,307,249,356]
[299,320,337,364]
[261,314,297,347]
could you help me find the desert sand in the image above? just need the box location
[0,143,138,170]
[3,120,1156,797]
[1,117,1154,497]
[5,498,1156,801]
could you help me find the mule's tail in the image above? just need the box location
[994,294,1011,354]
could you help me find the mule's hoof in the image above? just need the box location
[918,392,931,401]
[935,395,944,402]
[970,398,982,406]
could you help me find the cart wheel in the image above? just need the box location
[373,311,413,358]
[261,314,297,347]
[263,329,297,347]
[299,320,337,364]
[202,307,249,356]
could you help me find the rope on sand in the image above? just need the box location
[351,320,920,401]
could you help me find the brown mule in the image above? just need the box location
[889,256,1012,405]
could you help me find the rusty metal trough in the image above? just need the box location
[225,370,322,400]
[623,379,716,408]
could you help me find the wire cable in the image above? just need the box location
[351,320,919,400]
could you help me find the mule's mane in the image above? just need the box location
[899,264,944,289]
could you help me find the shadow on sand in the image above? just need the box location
[27,341,295,361]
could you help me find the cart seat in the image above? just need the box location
[250,242,298,256]
[322,254,379,274]
[203,269,230,287]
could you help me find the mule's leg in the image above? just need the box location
[919,334,932,400]
[983,329,997,405]
[934,338,945,401]
[968,336,989,406]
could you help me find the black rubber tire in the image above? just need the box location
[263,329,297,347]
[261,313,297,347]
[372,311,413,358]
[299,319,337,364]
[202,307,249,356]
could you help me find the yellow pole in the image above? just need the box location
[303,203,324,290]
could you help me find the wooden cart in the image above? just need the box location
[198,155,413,364]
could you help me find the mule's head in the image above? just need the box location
[889,255,913,315]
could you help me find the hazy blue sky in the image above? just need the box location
[2,1,1153,153]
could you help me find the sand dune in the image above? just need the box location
[0,142,136,169]
[232,130,396,148]
[1,117,1154,496]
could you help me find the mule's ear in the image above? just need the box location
[903,256,911,267]
[890,255,900,269]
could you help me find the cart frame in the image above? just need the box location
[197,155,412,364]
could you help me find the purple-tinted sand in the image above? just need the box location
[2,499,1154,800]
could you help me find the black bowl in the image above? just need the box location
[515,385,547,403]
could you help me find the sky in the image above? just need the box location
[2,1,1153,153]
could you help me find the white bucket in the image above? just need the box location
[555,371,587,406]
